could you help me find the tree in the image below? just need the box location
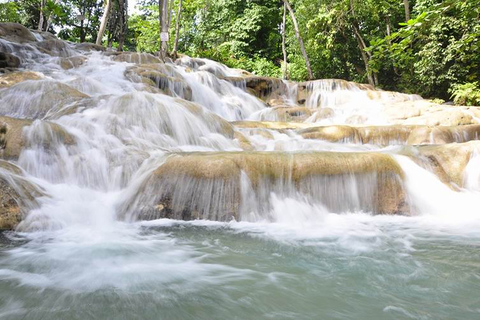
[281,2,287,80]
[158,0,169,61]
[349,0,377,86]
[171,0,182,59]
[116,0,127,50]
[38,0,46,30]
[403,0,410,22]
[96,0,112,45]
[283,0,313,80]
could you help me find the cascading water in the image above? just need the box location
[1,24,480,319]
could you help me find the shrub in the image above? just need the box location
[449,82,480,106]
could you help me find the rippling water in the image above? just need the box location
[2,215,480,320]
[1,27,480,320]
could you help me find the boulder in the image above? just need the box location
[222,76,287,101]
[410,141,480,188]
[0,116,75,160]
[0,116,32,160]
[358,125,417,145]
[272,106,312,122]
[299,125,361,143]
[74,42,105,52]
[0,71,43,88]
[296,83,308,105]
[34,38,72,57]
[234,131,255,151]
[125,64,192,100]
[0,80,89,120]
[126,151,408,221]
[244,76,286,100]
[0,23,37,43]
[309,108,335,121]
[0,161,44,230]
[0,52,20,68]
[59,56,87,70]
[113,52,161,64]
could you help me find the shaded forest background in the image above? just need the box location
[1,0,479,103]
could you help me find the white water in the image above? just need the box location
[1,30,480,319]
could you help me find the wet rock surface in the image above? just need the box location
[0,161,44,230]
[130,151,408,221]
[1,22,480,228]
[0,51,20,68]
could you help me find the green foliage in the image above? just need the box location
[287,54,308,81]
[1,0,479,102]
[0,1,23,24]
[450,82,480,106]
[369,0,480,99]
[129,4,160,53]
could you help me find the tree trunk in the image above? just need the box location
[118,0,127,51]
[403,0,410,22]
[283,0,313,80]
[45,0,61,31]
[168,0,174,31]
[350,0,376,86]
[172,0,182,59]
[159,0,170,61]
[352,23,375,86]
[85,5,94,42]
[281,2,288,80]
[80,20,85,42]
[96,0,112,46]
[38,0,45,31]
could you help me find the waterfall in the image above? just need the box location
[3,24,480,319]
[0,24,479,233]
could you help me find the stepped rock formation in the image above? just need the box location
[127,152,408,221]
[1,22,480,230]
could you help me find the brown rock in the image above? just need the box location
[0,52,20,68]
[271,106,312,122]
[34,38,71,57]
[410,141,480,188]
[298,125,361,143]
[0,160,44,230]
[0,80,89,120]
[0,116,75,160]
[127,151,407,221]
[0,71,43,88]
[113,52,161,64]
[0,23,37,43]
[74,42,106,52]
[59,56,87,70]
[125,64,192,100]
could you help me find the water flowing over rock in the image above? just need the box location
[113,52,161,64]
[0,161,44,229]
[1,23,480,230]
[125,64,193,100]
[0,70,43,88]
[0,80,89,119]
[0,23,37,44]
[0,51,20,69]
[126,151,408,221]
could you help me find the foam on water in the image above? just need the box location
[1,34,480,319]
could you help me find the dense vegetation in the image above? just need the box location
[1,0,479,102]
